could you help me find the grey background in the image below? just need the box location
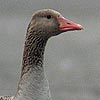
[0,0,100,100]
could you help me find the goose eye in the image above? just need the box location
[46,15,52,19]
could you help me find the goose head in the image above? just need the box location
[27,9,83,38]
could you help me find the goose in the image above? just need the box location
[0,9,83,100]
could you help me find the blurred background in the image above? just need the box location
[0,0,100,100]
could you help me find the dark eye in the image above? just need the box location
[46,15,52,19]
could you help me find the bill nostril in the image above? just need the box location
[67,22,71,25]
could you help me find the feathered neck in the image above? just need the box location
[13,25,51,100]
[21,33,47,77]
